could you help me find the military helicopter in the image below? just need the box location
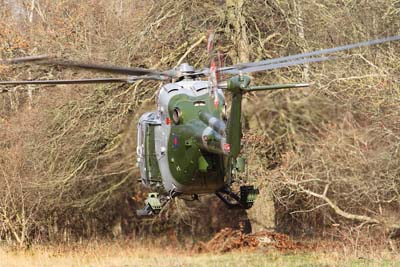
[1,34,399,216]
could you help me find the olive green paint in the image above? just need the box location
[226,75,250,158]
[167,92,225,192]
[164,76,307,193]
[145,124,162,185]
[198,156,209,172]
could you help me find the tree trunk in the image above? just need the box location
[28,0,35,23]
[225,0,276,231]
[225,0,250,63]
[291,0,309,81]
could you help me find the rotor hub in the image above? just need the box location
[178,63,195,77]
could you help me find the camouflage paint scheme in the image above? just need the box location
[167,88,226,193]
[137,75,252,195]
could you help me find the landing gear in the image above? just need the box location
[136,193,163,216]
[135,190,182,217]
[216,185,259,209]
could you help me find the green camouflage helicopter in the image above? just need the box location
[1,34,399,216]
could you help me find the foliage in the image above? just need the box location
[0,0,399,246]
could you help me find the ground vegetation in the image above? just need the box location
[0,0,399,251]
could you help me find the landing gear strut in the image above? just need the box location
[135,190,182,217]
[216,185,259,209]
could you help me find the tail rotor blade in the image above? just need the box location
[207,30,215,54]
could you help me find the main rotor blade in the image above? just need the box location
[36,59,173,79]
[220,55,335,75]
[0,77,136,86]
[219,35,400,74]
[0,54,50,64]
[2,55,174,80]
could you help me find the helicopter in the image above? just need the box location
[1,34,399,216]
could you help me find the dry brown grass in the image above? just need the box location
[1,241,400,267]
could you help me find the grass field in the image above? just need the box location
[1,242,400,267]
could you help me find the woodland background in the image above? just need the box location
[0,0,399,248]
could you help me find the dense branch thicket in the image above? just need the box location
[0,0,399,246]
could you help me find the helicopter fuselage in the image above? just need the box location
[137,79,228,195]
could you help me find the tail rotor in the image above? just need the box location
[207,30,221,109]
